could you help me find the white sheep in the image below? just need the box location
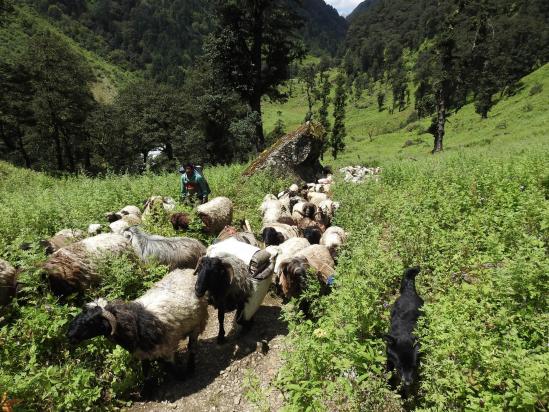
[197,196,233,234]
[109,214,142,235]
[320,226,347,258]
[307,192,329,206]
[67,268,208,377]
[260,195,290,225]
[291,201,317,224]
[123,226,206,270]
[266,237,311,276]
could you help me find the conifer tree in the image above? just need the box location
[316,70,331,159]
[330,72,347,160]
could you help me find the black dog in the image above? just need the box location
[386,266,423,397]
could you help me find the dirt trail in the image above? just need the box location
[129,294,288,412]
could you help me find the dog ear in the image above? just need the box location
[384,334,396,346]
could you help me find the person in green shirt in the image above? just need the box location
[180,163,211,205]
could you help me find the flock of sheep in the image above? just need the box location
[0,173,348,387]
[1,170,422,397]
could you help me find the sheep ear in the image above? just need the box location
[222,261,234,281]
[194,257,203,275]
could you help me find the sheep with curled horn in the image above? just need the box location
[261,223,300,246]
[40,228,85,255]
[123,226,206,270]
[194,243,274,344]
[278,244,335,314]
[0,259,18,307]
[67,269,208,380]
[43,233,132,296]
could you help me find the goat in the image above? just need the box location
[194,254,274,343]
[67,269,208,378]
[385,267,423,397]
[123,226,206,270]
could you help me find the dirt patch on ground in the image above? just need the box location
[128,294,288,412]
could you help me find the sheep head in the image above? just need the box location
[278,257,310,299]
[261,227,285,246]
[67,299,115,344]
[194,257,233,299]
[302,226,322,245]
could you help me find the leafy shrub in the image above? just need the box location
[0,161,291,410]
[279,148,549,411]
[529,82,543,96]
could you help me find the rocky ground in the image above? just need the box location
[128,294,288,412]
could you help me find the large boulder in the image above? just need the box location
[243,122,325,183]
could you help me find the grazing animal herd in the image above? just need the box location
[1,171,424,397]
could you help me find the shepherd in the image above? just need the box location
[180,163,211,205]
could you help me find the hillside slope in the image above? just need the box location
[264,63,549,165]
[0,3,135,103]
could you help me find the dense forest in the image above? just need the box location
[0,0,548,172]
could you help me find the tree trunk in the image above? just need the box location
[251,3,265,151]
[250,94,265,151]
[62,134,76,173]
[164,141,174,160]
[53,123,64,171]
[433,90,445,153]
[142,151,148,165]
[16,131,31,168]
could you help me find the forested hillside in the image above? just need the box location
[22,0,346,84]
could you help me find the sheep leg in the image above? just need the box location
[217,304,226,344]
[186,329,198,375]
[236,303,253,334]
[141,360,156,398]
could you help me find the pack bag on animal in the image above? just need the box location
[67,269,208,380]
[194,239,274,343]
[385,266,424,397]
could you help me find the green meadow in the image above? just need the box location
[0,61,547,410]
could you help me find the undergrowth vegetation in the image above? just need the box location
[277,145,548,411]
[0,163,286,410]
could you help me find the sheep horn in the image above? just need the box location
[100,309,117,336]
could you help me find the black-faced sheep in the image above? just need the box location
[320,226,347,258]
[0,259,17,307]
[43,233,132,296]
[261,223,300,246]
[194,253,274,344]
[87,224,103,236]
[278,245,335,313]
[170,212,191,231]
[386,267,423,396]
[123,226,206,270]
[196,196,233,235]
[291,201,317,224]
[41,229,85,255]
[67,269,208,378]
[302,226,322,245]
